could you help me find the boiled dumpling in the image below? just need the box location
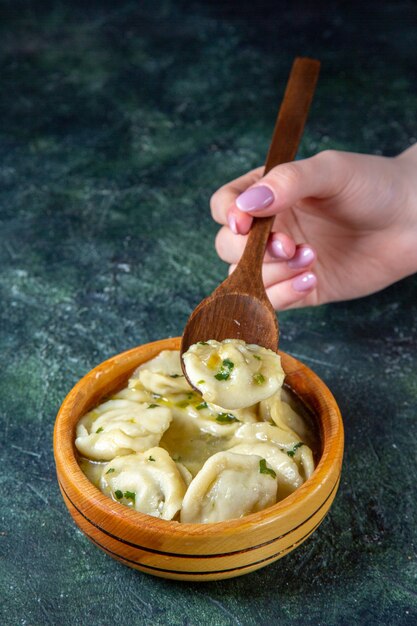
[100,447,187,520]
[182,339,284,410]
[232,423,315,481]
[130,350,190,395]
[75,399,172,461]
[180,451,278,523]
[228,442,303,499]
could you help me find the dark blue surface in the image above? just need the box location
[1,1,416,624]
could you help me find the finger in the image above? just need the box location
[228,244,316,287]
[267,232,297,260]
[227,206,253,236]
[265,272,318,311]
[216,226,299,265]
[233,150,353,217]
[211,167,264,225]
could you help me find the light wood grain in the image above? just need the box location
[54,337,343,581]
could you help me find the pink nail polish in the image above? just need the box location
[228,212,238,235]
[288,246,315,269]
[236,185,274,212]
[271,238,291,260]
[292,272,317,292]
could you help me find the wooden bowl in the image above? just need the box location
[54,337,344,581]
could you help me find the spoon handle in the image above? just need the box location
[227,57,320,291]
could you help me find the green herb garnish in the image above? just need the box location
[287,442,304,458]
[253,354,261,360]
[96,427,104,434]
[169,374,183,378]
[197,379,205,385]
[253,373,266,385]
[148,403,158,409]
[198,341,209,345]
[106,468,115,474]
[196,402,208,410]
[259,459,276,478]
[115,490,123,500]
[214,358,235,381]
[124,491,136,504]
[148,456,156,462]
[216,413,239,424]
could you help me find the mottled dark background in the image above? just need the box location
[1,1,416,625]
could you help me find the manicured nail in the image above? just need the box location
[292,272,317,292]
[227,212,238,235]
[288,246,315,269]
[236,185,274,212]
[270,237,291,260]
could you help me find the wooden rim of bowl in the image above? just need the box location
[54,337,344,542]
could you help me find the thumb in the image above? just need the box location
[234,150,350,216]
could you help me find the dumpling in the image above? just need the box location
[231,423,315,481]
[180,451,278,523]
[182,339,284,410]
[228,442,303,499]
[130,350,190,396]
[259,390,315,447]
[75,399,172,461]
[100,447,187,520]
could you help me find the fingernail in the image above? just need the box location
[288,246,316,269]
[292,272,317,292]
[227,212,238,235]
[236,185,274,212]
[270,237,291,260]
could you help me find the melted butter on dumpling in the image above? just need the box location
[180,451,278,523]
[75,399,172,461]
[100,447,187,520]
[182,339,284,410]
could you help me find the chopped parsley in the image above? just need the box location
[148,456,156,462]
[259,459,277,479]
[198,341,209,345]
[106,468,115,474]
[115,490,123,500]
[253,373,266,385]
[197,379,205,385]
[253,354,261,361]
[148,403,158,409]
[287,442,304,457]
[216,412,239,424]
[214,358,235,381]
[96,427,104,434]
[196,402,208,410]
[123,491,136,503]
[169,374,183,378]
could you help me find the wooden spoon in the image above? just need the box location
[181,57,320,375]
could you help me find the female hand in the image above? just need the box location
[211,146,417,309]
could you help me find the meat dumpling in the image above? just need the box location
[100,447,187,520]
[75,399,172,461]
[180,451,278,523]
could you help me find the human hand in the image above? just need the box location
[211,146,417,309]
